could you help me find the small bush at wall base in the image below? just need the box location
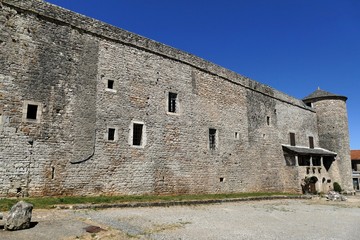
[333,182,342,192]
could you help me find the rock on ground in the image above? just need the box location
[326,190,348,201]
[5,201,33,231]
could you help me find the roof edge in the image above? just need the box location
[303,89,348,103]
[303,95,348,103]
[282,145,337,156]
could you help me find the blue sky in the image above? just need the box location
[45,0,360,149]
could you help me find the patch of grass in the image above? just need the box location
[0,198,18,212]
[0,192,298,211]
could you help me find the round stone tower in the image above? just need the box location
[303,88,352,191]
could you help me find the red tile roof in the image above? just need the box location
[351,150,360,161]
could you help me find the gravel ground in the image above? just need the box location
[1,196,360,240]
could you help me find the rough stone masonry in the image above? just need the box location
[0,0,353,197]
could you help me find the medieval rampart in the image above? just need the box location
[0,0,351,196]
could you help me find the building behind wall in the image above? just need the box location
[351,150,360,191]
[0,0,353,197]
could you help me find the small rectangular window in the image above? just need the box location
[290,132,296,146]
[209,128,217,150]
[108,128,116,141]
[309,136,314,149]
[27,104,38,120]
[23,101,42,123]
[133,123,143,146]
[168,92,177,113]
[107,80,114,89]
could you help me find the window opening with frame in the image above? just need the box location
[298,155,310,166]
[107,80,114,90]
[313,156,321,166]
[133,123,143,146]
[290,132,296,146]
[26,104,38,120]
[168,92,178,113]
[234,132,239,140]
[209,128,217,150]
[108,128,116,141]
[309,136,314,149]
[51,167,55,180]
[23,101,42,123]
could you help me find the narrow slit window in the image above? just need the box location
[108,128,116,141]
[290,132,296,146]
[107,80,114,89]
[51,167,55,180]
[26,104,38,120]
[168,92,177,113]
[133,123,143,146]
[309,136,314,149]
[234,132,239,140]
[267,116,270,126]
[209,128,217,150]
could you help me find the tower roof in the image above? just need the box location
[303,88,347,103]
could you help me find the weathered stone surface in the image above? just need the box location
[5,201,33,231]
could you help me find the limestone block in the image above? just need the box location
[5,201,33,231]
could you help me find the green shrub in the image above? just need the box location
[333,182,342,192]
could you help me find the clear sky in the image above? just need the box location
[45,0,360,149]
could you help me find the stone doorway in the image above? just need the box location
[309,176,318,194]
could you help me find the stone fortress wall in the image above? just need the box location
[0,0,352,196]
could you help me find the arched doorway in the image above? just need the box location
[308,176,318,194]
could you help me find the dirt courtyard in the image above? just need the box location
[1,196,360,240]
